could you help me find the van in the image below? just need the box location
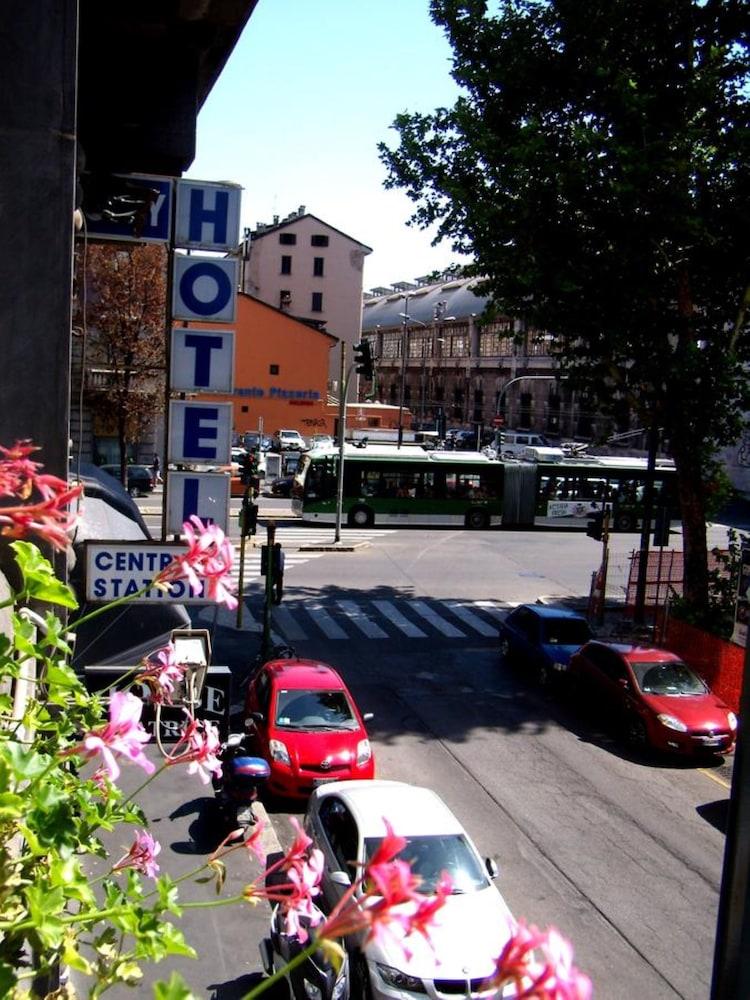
[497,430,550,458]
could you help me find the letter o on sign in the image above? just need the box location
[172,255,238,322]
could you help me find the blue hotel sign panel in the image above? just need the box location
[85,179,242,602]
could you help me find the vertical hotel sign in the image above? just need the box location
[166,181,242,535]
[84,177,243,605]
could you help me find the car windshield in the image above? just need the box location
[543,620,592,645]
[274,689,358,730]
[364,834,488,894]
[630,660,708,696]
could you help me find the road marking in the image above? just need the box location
[336,600,388,639]
[305,604,348,640]
[272,607,309,641]
[409,601,465,638]
[444,601,498,637]
[699,768,731,790]
[240,608,284,647]
[371,600,427,638]
[473,600,509,622]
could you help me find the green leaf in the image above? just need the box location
[0,962,16,997]
[11,540,78,608]
[2,740,49,781]
[153,971,201,1000]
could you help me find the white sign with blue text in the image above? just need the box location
[169,400,232,465]
[172,255,238,323]
[85,543,214,603]
[167,472,230,536]
[175,180,241,252]
[170,328,235,393]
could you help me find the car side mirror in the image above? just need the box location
[485,857,499,879]
[363,712,374,722]
[330,870,352,887]
[618,678,630,690]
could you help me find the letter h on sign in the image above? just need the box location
[175,181,241,252]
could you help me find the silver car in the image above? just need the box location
[304,779,514,999]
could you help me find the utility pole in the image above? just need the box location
[633,423,660,626]
[260,520,276,661]
[335,342,347,543]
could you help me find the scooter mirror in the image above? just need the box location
[330,870,352,887]
[485,857,499,879]
[227,733,244,747]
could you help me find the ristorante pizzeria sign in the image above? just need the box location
[234,386,321,399]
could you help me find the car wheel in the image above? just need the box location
[348,505,374,528]
[614,512,635,531]
[465,507,489,530]
[538,663,552,689]
[625,715,649,750]
[499,638,514,665]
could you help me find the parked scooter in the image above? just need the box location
[259,904,349,999]
[212,733,270,830]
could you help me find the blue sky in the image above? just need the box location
[187,0,465,291]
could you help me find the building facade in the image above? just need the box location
[240,209,372,384]
[361,275,629,443]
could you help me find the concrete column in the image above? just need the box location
[0,0,77,482]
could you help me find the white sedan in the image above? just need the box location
[304,779,514,999]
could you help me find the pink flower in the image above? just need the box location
[486,919,592,1000]
[75,691,154,781]
[138,643,187,704]
[166,712,223,783]
[0,440,83,550]
[154,516,237,609]
[112,829,161,879]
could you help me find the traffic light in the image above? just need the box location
[586,510,605,541]
[240,452,257,485]
[353,340,374,379]
[260,542,282,576]
[239,500,259,537]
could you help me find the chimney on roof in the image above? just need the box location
[273,215,279,225]
[298,205,305,215]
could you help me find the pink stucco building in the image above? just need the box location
[239,207,372,384]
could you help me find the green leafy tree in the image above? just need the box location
[75,244,167,481]
[379,0,750,610]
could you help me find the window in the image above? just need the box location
[280,255,292,275]
[311,234,329,247]
[269,364,279,375]
[520,391,532,428]
[241,405,248,413]
[313,256,324,277]
[279,290,291,309]
[311,291,323,312]
[279,233,296,245]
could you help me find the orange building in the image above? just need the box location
[182,291,405,442]
[184,291,336,440]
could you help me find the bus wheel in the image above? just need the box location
[614,512,635,531]
[348,505,374,528]
[466,508,489,530]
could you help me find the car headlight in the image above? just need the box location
[552,660,567,672]
[376,963,426,992]
[657,713,688,732]
[727,712,738,732]
[356,739,372,767]
[269,739,291,765]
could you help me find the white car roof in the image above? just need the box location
[312,780,464,838]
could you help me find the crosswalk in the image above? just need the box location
[236,598,509,644]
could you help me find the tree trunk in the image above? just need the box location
[672,440,709,609]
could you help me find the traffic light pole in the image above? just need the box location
[261,520,276,661]
[335,343,347,545]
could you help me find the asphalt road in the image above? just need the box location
[120,498,737,999]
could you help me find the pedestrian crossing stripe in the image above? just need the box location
[239,599,509,642]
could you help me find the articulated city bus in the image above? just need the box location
[293,444,677,531]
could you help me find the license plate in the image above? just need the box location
[312,777,338,788]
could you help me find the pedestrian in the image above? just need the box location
[151,453,162,486]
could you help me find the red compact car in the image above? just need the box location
[569,641,737,755]
[244,658,375,798]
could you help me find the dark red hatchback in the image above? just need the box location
[244,658,375,798]
[569,641,737,755]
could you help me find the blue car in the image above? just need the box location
[498,604,592,687]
